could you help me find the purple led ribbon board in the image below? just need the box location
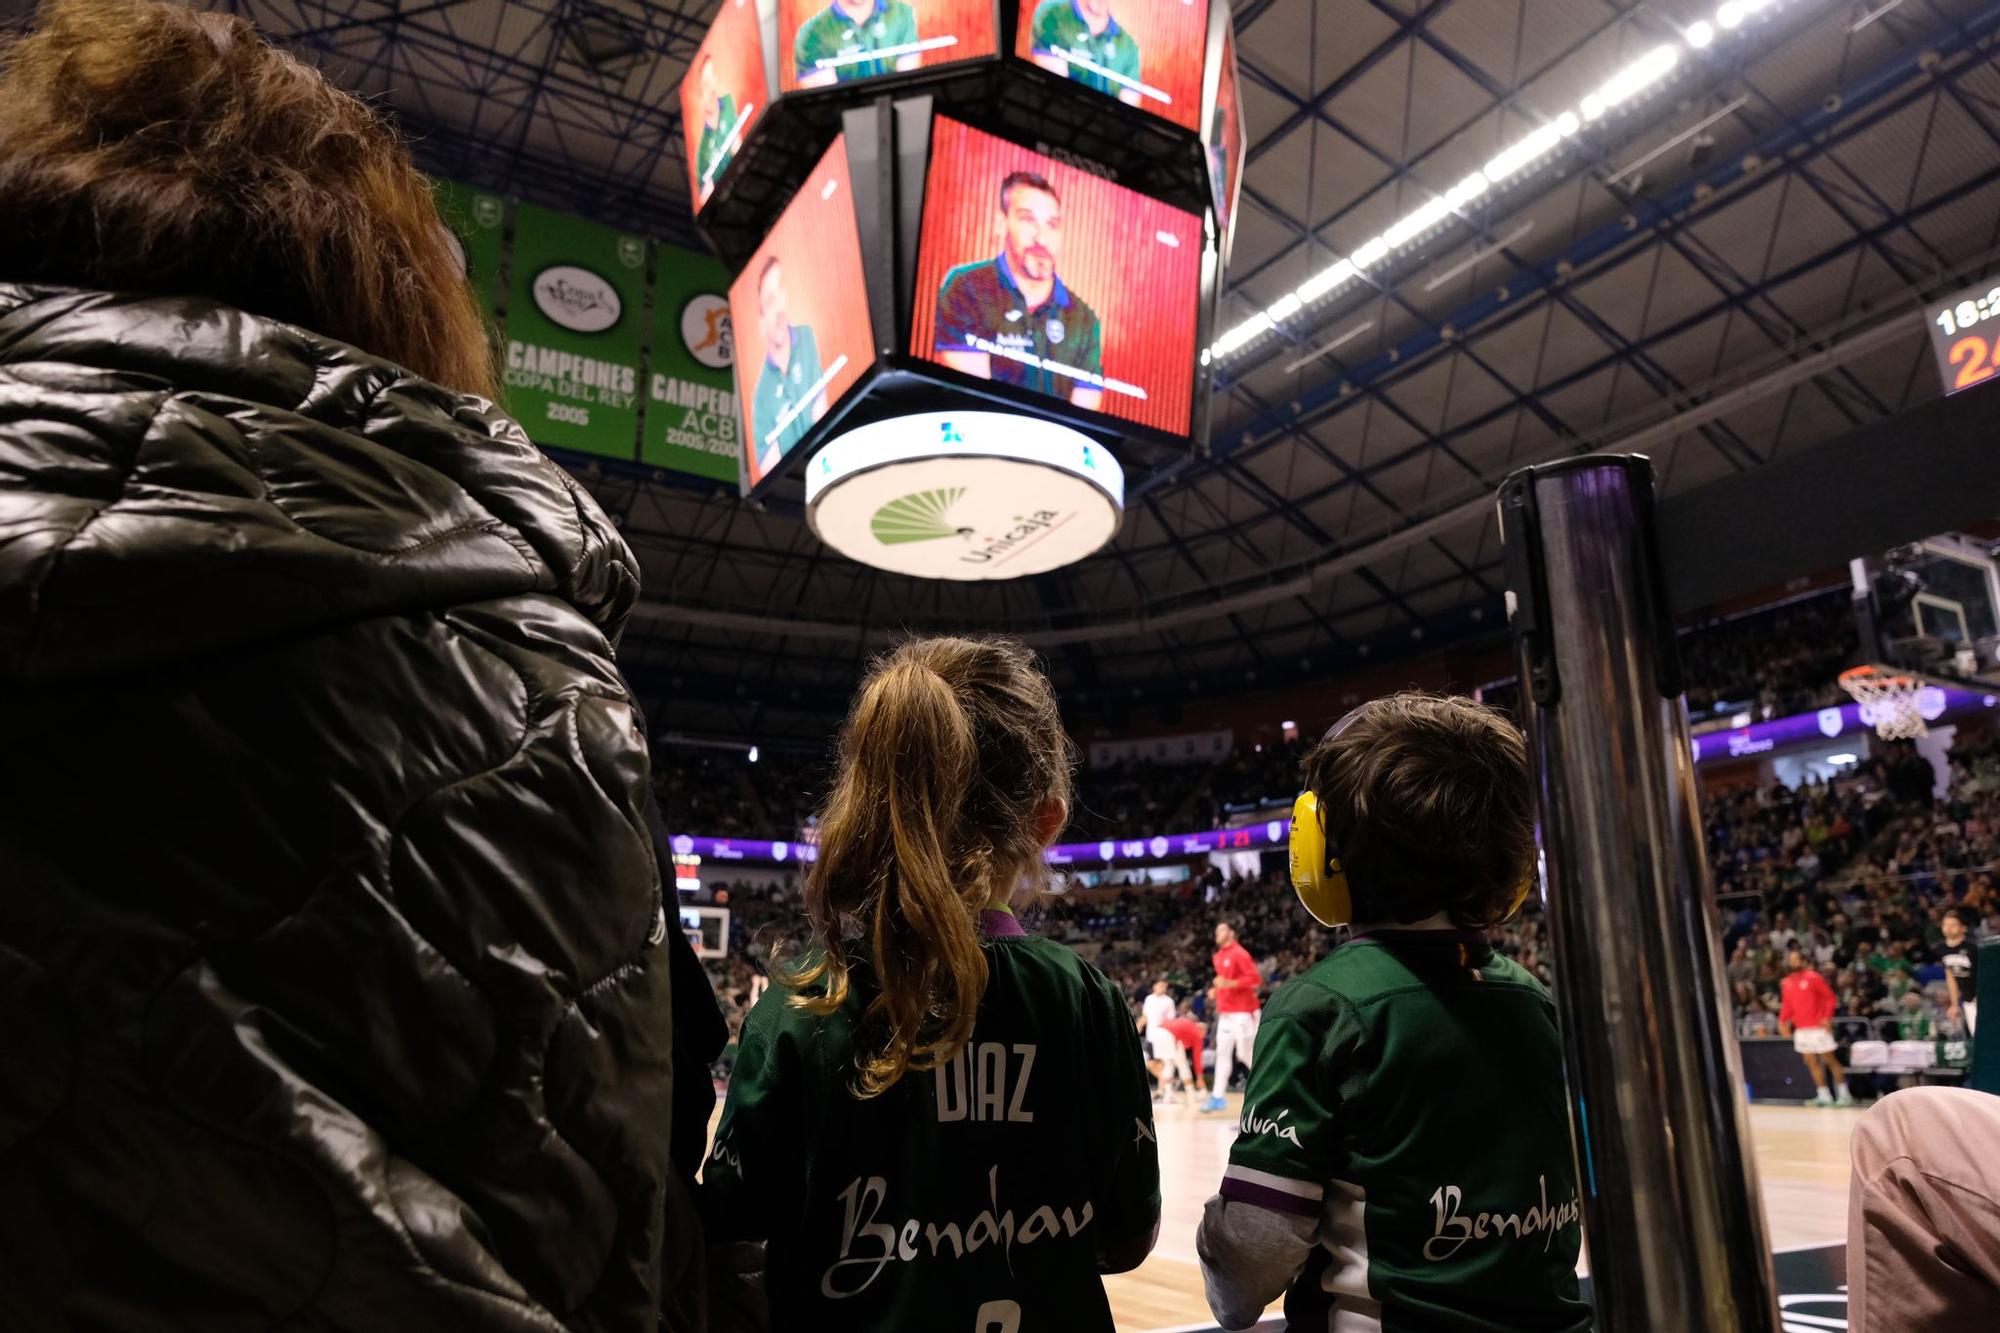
[1687,685,1994,762]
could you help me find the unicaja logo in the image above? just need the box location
[940,420,965,445]
[532,264,622,333]
[871,488,973,546]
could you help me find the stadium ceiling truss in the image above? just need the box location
[189,0,2000,732]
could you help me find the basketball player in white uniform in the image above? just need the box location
[1139,978,1191,1102]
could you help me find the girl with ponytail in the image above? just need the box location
[705,637,1160,1329]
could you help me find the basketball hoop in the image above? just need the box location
[1839,665,1929,740]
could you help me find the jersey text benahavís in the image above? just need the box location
[706,917,1160,1328]
[1221,933,1591,1331]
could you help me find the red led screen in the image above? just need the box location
[1209,26,1243,239]
[680,0,765,207]
[1015,0,1210,132]
[910,116,1202,436]
[778,0,997,93]
[729,135,877,487]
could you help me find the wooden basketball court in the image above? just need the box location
[1103,1096,1857,1331]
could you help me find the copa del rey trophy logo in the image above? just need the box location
[532,264,622,333]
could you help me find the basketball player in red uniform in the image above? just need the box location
[1162,1014,1207,1100]
[1779,949,1853,1106]
[1205,921,1261,1111]
[1141,1012,1209,1104]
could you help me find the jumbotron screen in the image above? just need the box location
[1015,0,1210,132]
[680,0,764,207]
[909,117,1204,436]
[728,134,876,488]
[777,0,997,93]
[1209,26,1243,240]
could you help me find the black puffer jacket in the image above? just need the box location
[0,286,678,1332]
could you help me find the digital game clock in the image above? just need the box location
[1928,275,2000,395]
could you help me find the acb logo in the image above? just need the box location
[680,294,734,369]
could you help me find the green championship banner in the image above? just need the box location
[503,203,649,459]
[644,244,741,484]
[431,178,507,326]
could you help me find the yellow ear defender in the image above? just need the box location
[1289,790,1353,927]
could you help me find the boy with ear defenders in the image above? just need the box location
[1196,694,1590,1333]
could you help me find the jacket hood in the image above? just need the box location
[0,284,640,680]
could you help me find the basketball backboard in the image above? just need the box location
[1859,533,2000,679]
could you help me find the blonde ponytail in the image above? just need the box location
[789,638,1070,1096]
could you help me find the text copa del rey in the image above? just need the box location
[506,340,637,406]
[504,339,738,451]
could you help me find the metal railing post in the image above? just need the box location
[1498,454,1781,1331]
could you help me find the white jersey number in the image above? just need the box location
[975,1299,1022,1332]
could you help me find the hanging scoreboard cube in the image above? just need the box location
[676,0,1243,578]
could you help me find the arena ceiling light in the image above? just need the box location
[1208,0,1810,367]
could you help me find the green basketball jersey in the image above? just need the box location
[794,0,920,83]
[1220,931,1591,1331]
[705,914,1160,1329]
[748,322,822,470]
[695,93,738,193]
[1030,0,1141,99]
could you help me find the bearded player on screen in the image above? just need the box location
[933,170,1106,411]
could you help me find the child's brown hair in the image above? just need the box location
[789,636,1072,1096]
[1299,692,1534,928]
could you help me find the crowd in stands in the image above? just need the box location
[671,588,1995,1071]
[658,743,1287,844]
[1188,742,1307,828]
[657,591,1866,846]
[653,747,766,836]
[1679,590,1860,721]
[1065,758,1210,840]
[687,731,1997,1079]
[1720,739,2000,1041]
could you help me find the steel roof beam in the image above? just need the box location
[1213,155,2000,540]
[1240,0,1458,170]
[1229,11,1845,475]
[1224,3,1631,310]
[268,0,694,164]
[1208,9,2000,481]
